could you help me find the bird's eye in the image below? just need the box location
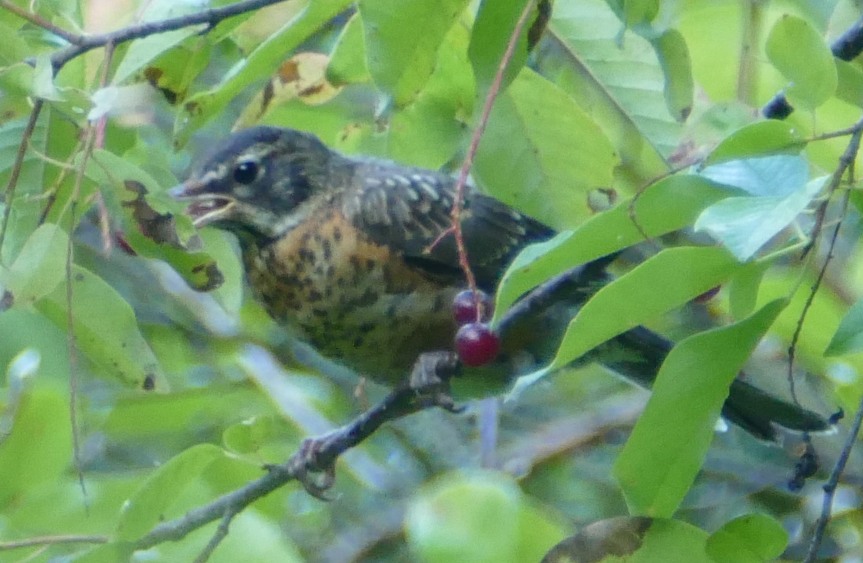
[233,160,260,184]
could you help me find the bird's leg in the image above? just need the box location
[283,434,339,500]
[408,351,463,413]
[284,351,463,498]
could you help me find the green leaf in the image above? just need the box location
[116,443,224,541]
[706,121,805,165]
[0,223,68,305]
[0,385,72,505]
[825,296,863,356]
[547,0,682,160]
[223,415,284,455]
[493,175,727,323]
[359,0,469,106]
[0,20,31,64]
[728,261,769,320]
[80,151,224,292]
[148,37,213,104]
[706,513,788,563]
[474,68,618,230]
[602,2,692,122]
[613,299,787,517]
[695,156,823,261]
[32,56,63,101]
[327,13,371,86]
[35,266,168,390]
[653,29,693,121]
[175,0,354,145]
[698,155,808,197]
[547,246,743,372]
[695,163,824,261]
[0,116,52,261]
[113,28,202,87]
[836,59,863,109]
[765,14,837,110]
[405,471,566,563]
[112,0,207,84]
[468,0,533,101]
[387,21,474,168]
[621,0,659,27]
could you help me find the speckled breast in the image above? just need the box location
[243,208,459,383]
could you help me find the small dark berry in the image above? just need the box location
[455,323,500,367]
[452,289,494,325]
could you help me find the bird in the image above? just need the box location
[170,125,830,442]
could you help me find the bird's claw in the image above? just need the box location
[409,351,463,413]
[278,433,340,500]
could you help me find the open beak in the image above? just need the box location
[169,179,236,228]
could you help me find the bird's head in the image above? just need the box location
[170,126,333,240]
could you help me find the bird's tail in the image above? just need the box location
[600,326,831,441]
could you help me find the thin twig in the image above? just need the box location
[625,162,690,250]
[193,508,237,563]
[67,39,117,512]
[0,100,43,258]
[66,128,98,509]
[0,0,83,44]
[38,0,291,72]
[787,117,863,404]
[787,117,863,561]
[804,393,863,562]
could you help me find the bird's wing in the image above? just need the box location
[342,160,552,290]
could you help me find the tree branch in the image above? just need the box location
[1,0,292,73]
[131,258,588,552]
[133,364,451,550]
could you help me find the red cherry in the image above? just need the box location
[455,323,500,367]
[452,289,494,325]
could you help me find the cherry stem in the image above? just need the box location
[447,0,537,321]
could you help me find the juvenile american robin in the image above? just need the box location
[171,125,830,441]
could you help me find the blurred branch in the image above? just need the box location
[0,534,108,551]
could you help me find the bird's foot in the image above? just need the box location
[275,431,341,500]
[409,351,463,413]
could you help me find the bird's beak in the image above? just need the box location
[169,177,236,228]
[167,180,198,200]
